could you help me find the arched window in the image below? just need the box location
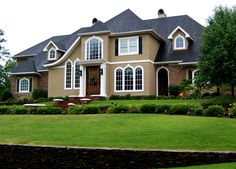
[86,37,102,60]
[74,61,80,89]
[175,35,184,49]
[125,67,133,90]
[135,67,143,90]
[65,61,72,89]
[19,78,29,92]
[48,49,56,60]
[115,68,123,91]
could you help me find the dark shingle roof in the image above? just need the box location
[145,15,204,62]
[12,9,203,74]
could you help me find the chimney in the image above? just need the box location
[92,18,98,25]
[158,9,167,18]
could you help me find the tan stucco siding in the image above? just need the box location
[48,67,79,97]
[107,62,155,96]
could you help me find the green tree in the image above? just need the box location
[0,59,16,90]
[198,6,236,97]
[0,29,10,62]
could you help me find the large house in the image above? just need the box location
[11,9,203,99]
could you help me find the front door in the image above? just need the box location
[86,66,100,95]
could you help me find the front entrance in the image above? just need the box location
[86,66,100,95]
[157,68,169,96]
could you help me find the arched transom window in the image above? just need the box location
[48,49,56,60]
[86,37,102,60]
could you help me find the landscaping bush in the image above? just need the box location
[170,105,190,115]
[0,106,10,114]
[29,108,37,114]
[0,88,14,101]
[67,106,84,114]
[127,105,141,114]
[32,89,48,100]
[204,105,225,117]
[228,103,236,118]
[201,96,235,109]
[140,104,156,113]
[83,106,100,114]
[168,85,181,97]
[155,105,171,114]
[12,107,29,114]
[36,107,63,114]
[191,107,204,116]
[108,105,129,114]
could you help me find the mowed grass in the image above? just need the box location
[89,99,208,107]
[0,114,235,151]
[167,162,236,169]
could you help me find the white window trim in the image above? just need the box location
[64,60,73,90]
[192,69,200,84]
[118,36,139,56]
[114,65,144,92]
[174,34,185,50]
[48,48,57,61]
[19,78,30,93]
[73,59,80,89]
[85,36,103,60]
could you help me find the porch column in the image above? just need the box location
[100,63,107,97]
[79,65,86,97]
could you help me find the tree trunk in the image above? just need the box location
[231,84,235,98]
[216,87,220,95]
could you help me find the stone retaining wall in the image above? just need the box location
[0,144,235,169]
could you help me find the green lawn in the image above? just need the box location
[0,114,235,151]
[166,162,236,169]
[89,99,208,107]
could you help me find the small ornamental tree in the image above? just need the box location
[198,6,236,97]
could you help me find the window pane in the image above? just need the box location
[135,68,142,90]
[116,69,123,91]
[125,67,133,90]
[87,38,102,60]
[129,38,138,53]
[49,50,56,59]
[176,36,184,48]
[66,62,72,88]
[20,79,29,92]
[119,39,128,54]
[74,62,80,88]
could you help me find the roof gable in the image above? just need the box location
[167,26,193,40]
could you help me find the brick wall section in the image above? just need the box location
[0,144,235,169]
[38,72,48,91]
[10,76,17,98]
[167,64,187,85]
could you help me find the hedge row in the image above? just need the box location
[0,104,235,118]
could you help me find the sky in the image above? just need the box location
[0,0,235,61]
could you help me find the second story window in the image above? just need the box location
[118,37,139,55]
[86,37,102,60]
[48,49,56,60]
[174,35,185,49]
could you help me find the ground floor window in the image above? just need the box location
[115,66,143,92]
[17,77,32,93]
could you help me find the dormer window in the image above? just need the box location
[174,35,185,49]
[48,49,56,60]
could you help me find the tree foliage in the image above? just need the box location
[0,59,16,90]
[198,6,236,96]
[0,29,10,61]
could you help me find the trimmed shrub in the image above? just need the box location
[29,108,38,114]
[192,107,204,116]
[108,105,129,114]
[110,94,120,100]
[12,107,29,114]
[0,88,14,101]
[127,105,141,114]
[67,106,84,114]
[83,106,100,114]
[170,105,190,115]
[36,107,63,114]
[0,106,10,114]
[32,89,48,100]
[168,85,181,97]
[140,104,156,113]
[204,105,225,117]
[155,105,171,114]
[228,103,236,118]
